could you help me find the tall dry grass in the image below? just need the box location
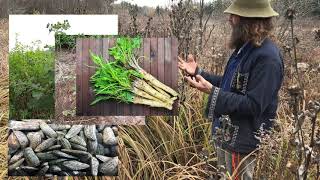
[119,90,217,179]
[0,18,9,179]
[1,2,319,179]
[116,4,320,179]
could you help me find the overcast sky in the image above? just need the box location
[9,15,118,51]
[114,0,213,8]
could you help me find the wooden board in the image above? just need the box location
[76,37,178,116]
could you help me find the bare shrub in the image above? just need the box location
[9,0,114,14]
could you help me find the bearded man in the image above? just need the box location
[178,0,284,179]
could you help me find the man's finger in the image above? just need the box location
[178,56,185,63]
[185,76,199,88]
[178,62,185,70]
[195,75,205,83]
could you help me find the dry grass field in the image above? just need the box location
[1,1,320,179]
[0,18,9,179]
[116,6,320,179]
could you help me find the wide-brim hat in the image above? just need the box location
[224,0,279,18]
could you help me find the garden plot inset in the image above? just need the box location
[76,37,178,116]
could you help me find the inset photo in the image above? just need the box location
[8,120,118,176]
[9,14,118,120]
[75,36,179,116]
[9,15,145,125]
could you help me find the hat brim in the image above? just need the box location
[224,3,279,18]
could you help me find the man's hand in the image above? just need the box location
[178,54,198,76]
[185,75,213,94]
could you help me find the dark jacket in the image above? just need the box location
[202,38,284,154]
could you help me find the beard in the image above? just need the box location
[228,22,246,50]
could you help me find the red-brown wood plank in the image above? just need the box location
[164,37,172,116]
[82,39,90,116]
[89,39,95,116]
[76,39,82,115]
[95,38,103,116]
[88,38,94,115]
[157,38,165,116]
[140,39,147,116]
[87,38,92,115]
[92,38,100,116]
[122,95,130,115]
[139,38,150,116]
[171,37,178,116]
[149,37,158,115]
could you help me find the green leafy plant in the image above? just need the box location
[47,20,76,49]
[89,37,178,110]
[9,44,54,119]
[108,37,178,97]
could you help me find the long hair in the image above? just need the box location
[229,17,275,49]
